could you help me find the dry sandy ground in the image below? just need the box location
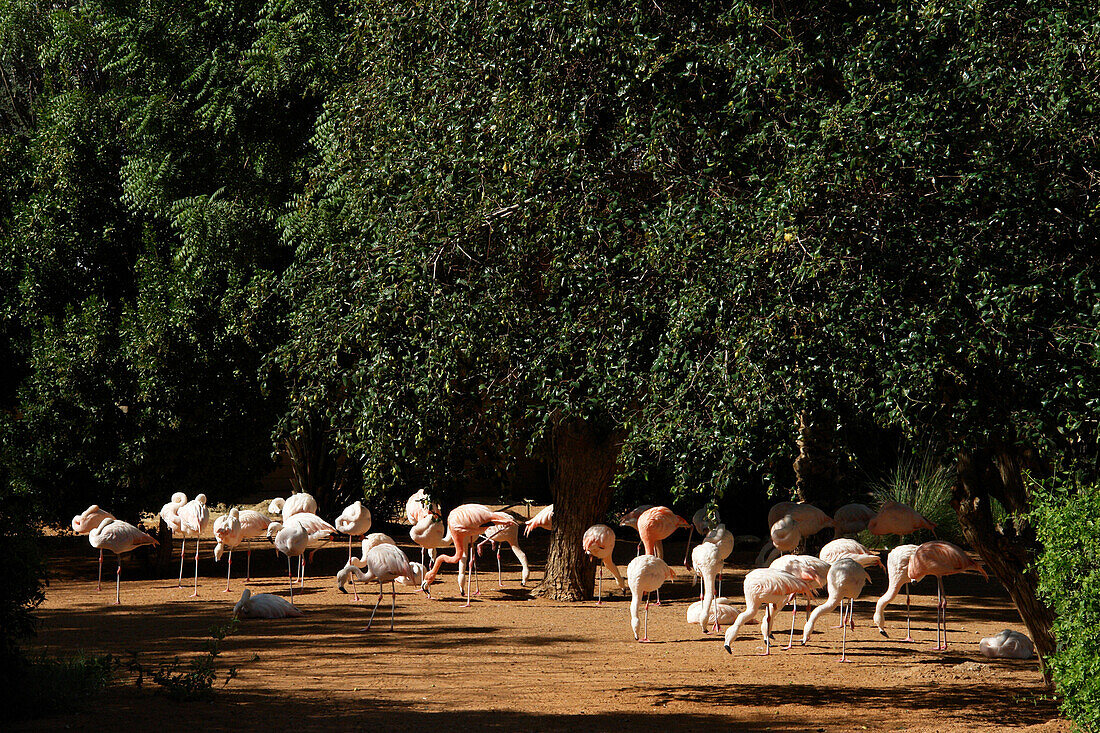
[21,528,1066,732]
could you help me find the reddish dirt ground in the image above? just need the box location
[20,526,1066,732]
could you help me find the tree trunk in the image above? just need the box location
[793,410,840,506]
[534,420,624,601]
[954,446,1056,686]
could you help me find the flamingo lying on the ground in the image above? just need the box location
[979,629,1034,659]
[723,569,816,656]
[627,555,674,642]
[337,544,428,630]
[908,540,986,650]
[873,543,920,641]
[421,504,517,607]
[686,597,739,627]
[802,558,872,661]
[583,524,625,604]
[72,504,116,591]
[232,588,302,619]
[88,518,158,604]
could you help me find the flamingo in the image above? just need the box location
[723,568,817,655]
[769,554,830,648]
[637,506,690,559]
[980,629,1034,659]
[269,490,318,520]
[337,544,428,630]
[757,502,835,565]
[281,512,337,585]
[801,558,872,662]
[72,504,116,591]
[334,500,372,563]
[769,516,802,557]
[583,524,625,604]
[691,541,724,634]
[627,555,674,642]
[410,512,451,567]
[158,492,188,587]
[478,520,531,587]
[421,504,517,607]
[908,540,987,650]
[406,489,440,525]
[618,504,655,555]
[88,518,158,604]
[177,493,210,597]
[682,506,720,568]
[868,501,936,538]
[232,588,302,619]
[272,521,308,603]
[832,503,877,537]
[212,509,243,592]
[524,504,554,536]
[702,524,734,597]
[873,543,920,641]
[819,538,883,567]
[686,597,739,627]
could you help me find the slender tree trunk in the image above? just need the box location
[793,410,840,506]
[534,420,624,601]
[954,446,1055,686]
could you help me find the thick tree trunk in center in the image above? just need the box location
[953,446,1055,686]
[534,420,624,601]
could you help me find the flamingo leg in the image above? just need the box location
[178,537,186,587]
[496,544,503,587]
[190,538,200,597]
[760,605,771,655]
[682,527,693,569]
[840,600,849,662]
[463,550,473,608]
[643,593,651,642]
[115,557,122,605]
[472,551,480,596]
[390,581,396,631]
[224,550,232,592]
[596,563,603,606]
[785,597,798,650]
[937,576,949,650]
[287,556,294,603]
[97,550,103,592]
[348,535,353,563]
[246,549,252,581]
[366,582,383,629]
[903,583,914,642]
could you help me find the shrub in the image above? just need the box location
[10,653,116,720]
[1032,478,1100,733]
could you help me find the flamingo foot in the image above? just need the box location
[839,655,850,663]
[189,591,199,598]
[902,636,916,642]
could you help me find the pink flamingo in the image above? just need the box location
[908,540,987,650]
[421,504,517,607]
[627,555,674,641]
[801,558,872,661]
[406,489,440,524]
[723,568,817,655]
[832,503,876,537]
[819,538,883,567]
[873,543,920,641]
[337,544,428,630]
[335,500,373,563]
[524,504,554,536]
[88,518,158,604]
[868,501,936,537]
[72,504,116,591]
[177,493,210,597]
[637,506,690,559]
[583,524,625,604]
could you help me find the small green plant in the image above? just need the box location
[862,452,961,545]
[9,653,115,720]
[128,620,239,701]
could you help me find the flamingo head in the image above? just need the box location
[213,542,225,562]
[232,588,251,619]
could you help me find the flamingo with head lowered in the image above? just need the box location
[88,518,157,604]
[72,504,116,591]
[421,504,517,607]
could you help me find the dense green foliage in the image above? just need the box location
[1033,480,1100,731]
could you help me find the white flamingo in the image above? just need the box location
[686,597,739,627]
[72,504,116,591]
[232,588,302,619]
[177,493,210,597]
[691,541,725,634]
[769,554,831,648]
[337,544,428,630]
[583,524,625,604]
[268,490,318,520]
[723,569,816,656]
[873,543,920,641]
[410,512,450,567]
[334,500,372,563]
[802,558,872,661]
[88,518,158,604]
[627,555,674,642]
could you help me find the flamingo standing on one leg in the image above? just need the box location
[158,492,187,587]
[723,568,817,656]
[213,508,243,592]
[627,555,674,642]
[72,504,116,591]
[874,543,920,642]
[88,518,158,604]
[583,524,625,604]
[410,512,451,569]
[907,540,987,650]
[421,504,517,607]
[337,544,429,630]
[335,500,373,565]
[177,493,210,597]
[801,558,872,662]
